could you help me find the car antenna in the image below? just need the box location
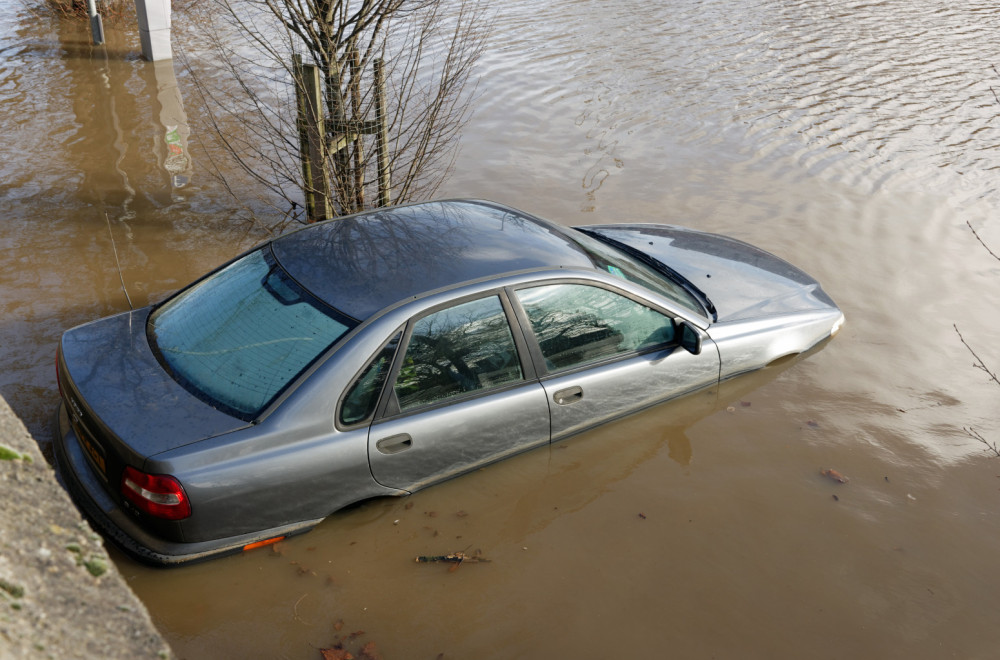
[105,212,134,310]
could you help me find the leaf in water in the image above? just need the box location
[359,641,382,660]
[320,648,353,660]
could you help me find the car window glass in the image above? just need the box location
[570,229,705,316]
[516,284,676,371]
[340,332,401,426]
[394,296,523,411]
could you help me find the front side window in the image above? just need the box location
[149,248,355,419]
[393,296,523,411]
[516,283,676,372]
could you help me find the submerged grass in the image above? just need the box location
[42,0,135,24]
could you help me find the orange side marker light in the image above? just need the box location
[243,536,285,552]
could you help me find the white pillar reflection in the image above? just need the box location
[151,59,191,191]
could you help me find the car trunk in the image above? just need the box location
[58,308,251,494]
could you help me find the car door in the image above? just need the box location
[512,282,720,441]
[365,293,550,492]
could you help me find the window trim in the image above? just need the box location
[335,327,404,430]
[370,289,538,422]
[506,279,684,379]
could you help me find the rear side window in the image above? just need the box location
[340,332,401,426]
[515,283,676,371]
[149,249,356,420]
[393,296,523,411]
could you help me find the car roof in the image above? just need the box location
[270,199,598,320]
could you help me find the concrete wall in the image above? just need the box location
[0,396,171,659]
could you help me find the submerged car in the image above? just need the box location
[55,199,843,564]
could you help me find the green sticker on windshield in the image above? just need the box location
[606,265,625,278]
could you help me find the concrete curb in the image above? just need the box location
[0,395,171,659]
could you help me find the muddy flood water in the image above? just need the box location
[4,0,1000,658]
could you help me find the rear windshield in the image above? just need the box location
[148,248,356,420]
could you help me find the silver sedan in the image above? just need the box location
[54,199,843,564]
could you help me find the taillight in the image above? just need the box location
[121,466,192,520]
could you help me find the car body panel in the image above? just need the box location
[59,309,250,459]
[150,424,394,543]
[540,339,721,441]
[368,382,551,491]
[708,310,842,381]
[271,201,599,320]
[54,403,325,564]
[583,224,837,322]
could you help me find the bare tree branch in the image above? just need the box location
[954,324,1000,389]
[183,0,489,220]
[966,220,1000,262]
[964,427,1000,458]
[991,64,1000,107]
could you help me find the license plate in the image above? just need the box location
[79,432,107,478]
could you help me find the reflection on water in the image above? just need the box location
[152,60,192,191]
[4,0,1000,658]
[0,10,266,439]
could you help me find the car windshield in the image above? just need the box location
[570,229,707,317]
[147,248,356,420]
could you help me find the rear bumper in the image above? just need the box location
[52,403,319,566]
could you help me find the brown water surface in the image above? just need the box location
[3,1,1000,658]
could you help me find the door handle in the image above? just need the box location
[376,433,413,455]
[553,386,583,405]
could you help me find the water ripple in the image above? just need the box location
[468,0,1000,211]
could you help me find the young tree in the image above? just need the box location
[188,0,489,222]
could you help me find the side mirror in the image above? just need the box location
[678,321,702,356]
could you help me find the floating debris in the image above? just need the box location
[320,618,381,657]
[415,550,490,572]
[320,649,352,660]
[820,468,849,483]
